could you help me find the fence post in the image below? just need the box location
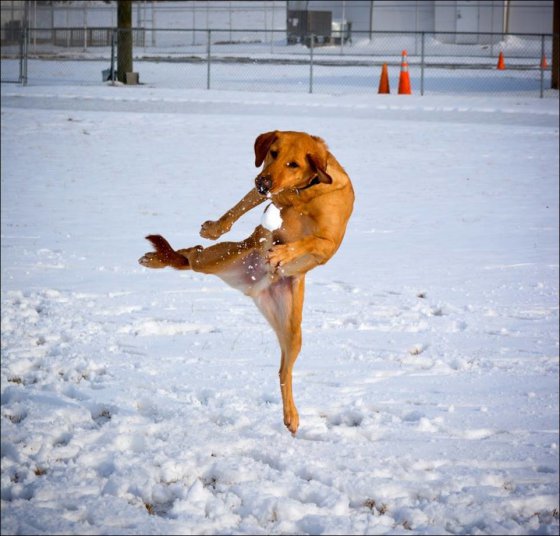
[540,34,545,98]
[83,12,88,51]
[18,27,24,85]
[421,32,425,96]
[110,29,116,83]
[309,34,314,94]
[19,26,28,86]
[18,26,24,85]
[207,29,211,90]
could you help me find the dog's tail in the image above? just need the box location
[145,234,191,269]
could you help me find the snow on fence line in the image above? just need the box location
[1,28,557,98]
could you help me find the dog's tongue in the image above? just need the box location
[261,203,282,231]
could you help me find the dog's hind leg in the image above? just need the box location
[253,275,305,435]
[180,229,266,276]
[139,235,193,269]
[139,227,272,277]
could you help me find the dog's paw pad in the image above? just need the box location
[138,253,166,269]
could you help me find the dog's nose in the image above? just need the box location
[256,175,273,195]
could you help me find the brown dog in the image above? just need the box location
[139,131,354,434]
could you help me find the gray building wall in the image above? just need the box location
[507,0,554,33]
[288,1,553,35]
[4,1,555,37]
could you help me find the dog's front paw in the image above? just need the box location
[267,244,296,269]
[200,219,230,240]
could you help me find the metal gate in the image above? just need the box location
[0,27,28,84]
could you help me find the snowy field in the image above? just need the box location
[1,57,554,98]
[1,77,559,535]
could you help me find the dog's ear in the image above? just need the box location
[306,153,333,185]
[254,131,277,167]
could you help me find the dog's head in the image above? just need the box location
[254,131,333,196]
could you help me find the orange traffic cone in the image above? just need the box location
[497,51,506,70]
[540,53,548,69]
[378,63,390,94]
[398,50,412,95]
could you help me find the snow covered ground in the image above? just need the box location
[1,78,559,535]
[1,55,555,98]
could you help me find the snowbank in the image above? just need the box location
[1,84,558,535]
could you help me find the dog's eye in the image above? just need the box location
[287,161,299,168]
[270,150,278,159]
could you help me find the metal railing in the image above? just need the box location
[1,27,557,98]
[1,26,28,84]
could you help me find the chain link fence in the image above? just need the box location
[1,27,558,98]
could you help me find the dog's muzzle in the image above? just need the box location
[256,175,273,196]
